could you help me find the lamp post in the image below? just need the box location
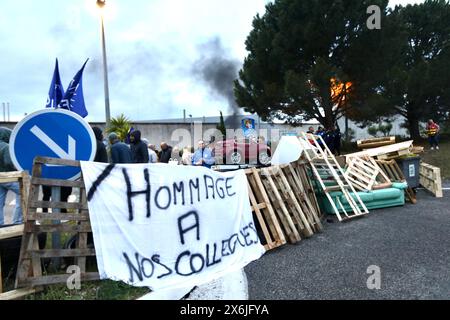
[97,0,111,130]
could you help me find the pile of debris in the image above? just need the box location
[247,134,444,253]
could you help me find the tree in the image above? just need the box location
[234,0,393,129]
[216,111,226,137]
[107,114,131,142]
[380,0,450,140]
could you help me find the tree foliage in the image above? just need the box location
[107,114,131,142]
[216,111,226,137]
[234,0,392,129]
[235,0,450,140]
[380,0,450,140]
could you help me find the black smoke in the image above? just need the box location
[193,37,242,129]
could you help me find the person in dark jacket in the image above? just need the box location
[333,125,342,156]
[130,130,149,163]
[159,142,173,163]
[92,127,108,163]
[108,132,132,164]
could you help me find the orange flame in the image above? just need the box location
[331,78,352,105]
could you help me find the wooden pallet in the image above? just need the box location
[345,156,380,191]
[0,171,30,299]
[290,160,323,220]
[376,160,417,204]
[258,168,302,243]
[263,166,315,239]
[301,132,368,222]
[245,168,286,251]
[280,164,323,233]
[419,162,443,198]
[345,156,392,191]
[15,157,99,289]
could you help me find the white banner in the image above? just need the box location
[80,162,265,292]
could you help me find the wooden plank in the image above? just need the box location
[30,233,42,282]
[34,213,90,221]
[0,171,24,182]
[21,273,100,287]
[29,224,91,233]
[26,248,96,258]
[30,200,88,210]
[357,136,396,149]
[0,224,24,240]
[34,157,81,167]
[247,181,273,251]
[346,141,413,159]
[0,288,36,300]
[31,177,84,188]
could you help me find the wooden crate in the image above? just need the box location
[15,157,99,290]
[420,162,443,198]
[0,171,30,299]
[245,168,286,251]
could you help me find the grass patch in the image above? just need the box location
[26,280,150,300]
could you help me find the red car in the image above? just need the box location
[213,138,271,165]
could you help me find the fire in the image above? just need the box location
[331,78,352,105]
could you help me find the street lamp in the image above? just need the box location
[97,0,111,130]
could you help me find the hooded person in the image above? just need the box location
[108,132,132,164]
[130,130,149,163]
[0,127,23,225]
[92,127,108,163]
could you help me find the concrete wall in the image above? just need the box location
[0,115,410,151]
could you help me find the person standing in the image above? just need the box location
[192,140,215,169]
[159,142,173,164]
[315,126,326,149]
[426,119,440,150]
[0,127,23,225]
[108,132,133,164]
[147,144,158,163]
[306,126,316,146]
[333,125,342,156]
[130,130,149,163]
[92,127,108,163]
[181,146,194,165]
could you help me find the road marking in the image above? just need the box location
[30,125,76,159]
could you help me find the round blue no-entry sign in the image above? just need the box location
[9,109,97,181]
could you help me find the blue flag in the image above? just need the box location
[59,59,89,118]
[46,58,65,108]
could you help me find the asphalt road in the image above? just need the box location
[245,188,450,300]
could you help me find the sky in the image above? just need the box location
[0,0,425,123]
